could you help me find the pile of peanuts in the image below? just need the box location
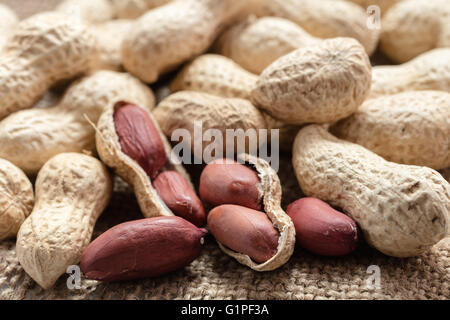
[0,0,449,290]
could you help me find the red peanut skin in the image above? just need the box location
[114,103,166,179]
[80,216,208,282]
[153,171,206,227]
[287,198,358,257]
[208,204,279,263]
[199,159,261,210]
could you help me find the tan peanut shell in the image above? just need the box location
[92,20,133,71]
[0,12,97,120]
[380,0,450,63]
[16,153,112,289]
[96,101,191,219]
[0,159,34,241]
[0,4,18,52]
[251,0,380,56]
[292,125,450,258]
[170,54,299,151]
[0,70,155,175]
[171,54,259,100]
[154,91,268,154]
[56,0,115,24]
[330,91,450,170]
[111,0,172,19]
[216,154,295,271]
[252,38,372,125]
[370,48,450,98]
[348,0,404,14]
[214,16,320,74]
[122,0,251,83]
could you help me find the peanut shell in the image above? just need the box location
[252,38,372,125]
[331,91,450,170]
[154,91,267,154]
[171,54,258,100]
[122,0,252,83]
[215,153,296,271]
[251,0,380,55]
[214,16,320,74]
[16,153,112,289]
[0,70,155,175]
[0,159,34,241]
[0,12,97,120]
[293,125,450,257]
[111,0,172,19]
[96,101,192,219]
[0,4,18,52]
[370,48,450,98]
[92,20,133,72]
[56,0,115,24]
[170,54,299,152]
[380,0,450,63]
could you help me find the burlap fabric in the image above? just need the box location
[0,0,449,300]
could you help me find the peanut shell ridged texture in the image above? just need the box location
[348,0,404,14]
[171,54,258,100]
[0,159,34,241]
[214,16,320,74]
[56,0,115,23]
[170,54,299,151]
[253,0,379,55]
[370,49,450,98]
[96,102,192,219]
[293,125,450,257]
[154,91,267,154]
[0,4,18,52]
[111,0,173,19]
[380,0,450,63]
[331,91,450,170]
[0,12,97,120]
[252,38,372,125]
[0,70,155,175]
[216,154,295,271]
[92,20,133,72]
[16,153,112,289]
[122,0,249,83]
